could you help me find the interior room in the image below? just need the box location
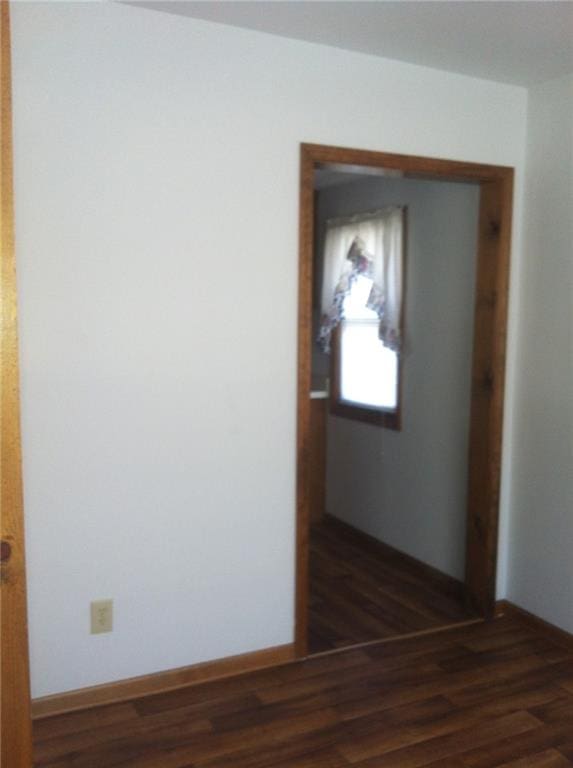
[2,2,572,767]
[307,169,480,653]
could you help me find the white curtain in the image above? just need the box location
[319,206,404,353]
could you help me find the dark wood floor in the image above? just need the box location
[34,615,573,767]
[308,516,473,653]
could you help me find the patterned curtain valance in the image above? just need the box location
[318,206,404,354]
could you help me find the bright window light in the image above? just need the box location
[339,277,398,410]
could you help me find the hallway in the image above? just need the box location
[309,516,473,653]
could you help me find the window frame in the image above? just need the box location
[329,208,407,431]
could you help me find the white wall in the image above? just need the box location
[506,73,573,632]
[317,177,479,580]
[11,2,527,697]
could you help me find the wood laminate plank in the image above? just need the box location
[33,617,573,768]
[493,751,572,768]
[556,742,573,765]
[459,724,573,768]
[33,702,139,743]
[349,711,542,768]
[308,518,472,652]
[496,602,573,654]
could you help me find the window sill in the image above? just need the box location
[330,399,401,430]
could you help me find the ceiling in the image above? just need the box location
[131,1,573,87]
[314,166,406,190]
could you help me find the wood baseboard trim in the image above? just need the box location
[322,514,465,600]
[31,642,295,720]
[495,600,573,652]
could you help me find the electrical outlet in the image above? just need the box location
[91,599,113,634]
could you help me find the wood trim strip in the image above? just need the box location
[1,2,34,765]
[322,514,465,600]
[32,643,295,720]
[308,616,485,660]
[464,174,514,618]
[295,145,315,657]
[495,600,573,653]
[302,143,513,182]
[308,398,327,524]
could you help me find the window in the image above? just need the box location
[331,275,401,429]
[339,275,398,410]
[319,207,405,430]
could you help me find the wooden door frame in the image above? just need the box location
[295,142,514,657]
[1,2,34,766]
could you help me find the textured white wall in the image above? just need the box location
[11,1,527,697]
[317,177,479,580]
[506,73,573,631]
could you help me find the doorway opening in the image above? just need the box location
[295,144,514,658]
